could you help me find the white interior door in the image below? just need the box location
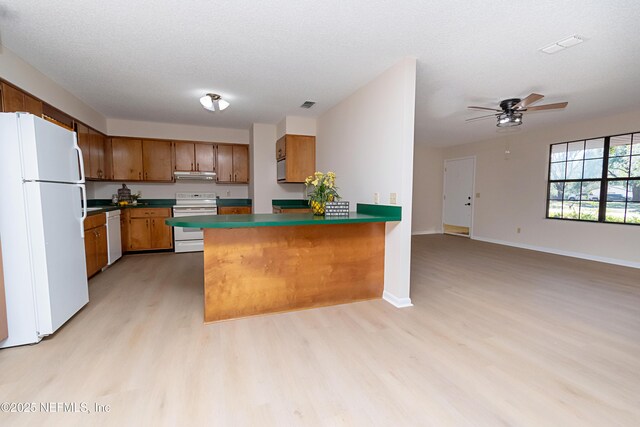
[443,157,475,236]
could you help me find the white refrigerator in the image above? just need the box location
[0,113,89,348]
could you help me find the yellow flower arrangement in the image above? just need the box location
[305,171,340,215]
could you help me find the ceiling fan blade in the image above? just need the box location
[467,106,501,111]
[465,113,497,122]
[514,93,544,110]
[525,102,568,111]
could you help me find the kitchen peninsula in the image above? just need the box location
[166,204,401,322]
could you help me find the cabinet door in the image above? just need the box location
[89,129,105,179]
[195,143,215,172]
[232,145,249,183]
[24,94,43,117]
[129,218,151,250]
[96,225,108,270]
[112,138,144,181]
[84,228,98,277]
[219,206,252,215]
[284,135,316,183]
[143,139,173,181]
[1,82,24,112]
[174,141,195,171]
[216,144,234,183]
[76,123,92,178]
[150,217,173,249]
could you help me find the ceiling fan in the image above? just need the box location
[466,93,568,127]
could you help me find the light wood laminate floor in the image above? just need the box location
[0,235,639,426]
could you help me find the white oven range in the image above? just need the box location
[172,192,217,253]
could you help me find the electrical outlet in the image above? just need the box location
[373,193,379,204]
[226,190,231,197]
[390,193,397,204]
[476,193,480,198]
[517,227,521,234]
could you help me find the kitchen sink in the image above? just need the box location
[86,207,103,212]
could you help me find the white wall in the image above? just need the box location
[316,57,417,306]
[107,118,249,143]
[0,45,106,132]
[88,181,248,200]
[436,109,640,268]
[276,116,317,139]
[250,123,305,213]
[412,145,444,234]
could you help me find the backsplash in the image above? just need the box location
[87,181,249,200]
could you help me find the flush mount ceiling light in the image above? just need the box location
[199,93,229,112]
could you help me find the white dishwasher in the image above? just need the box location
[105,210,122,265]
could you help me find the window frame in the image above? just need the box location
[546,131,640,226]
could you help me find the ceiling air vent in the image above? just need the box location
[300,101,316,109]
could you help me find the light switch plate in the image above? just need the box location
[373,193,379,204]
[390,193,397,204]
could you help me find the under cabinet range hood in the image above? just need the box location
[174,171,216,181]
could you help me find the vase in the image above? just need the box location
[310,200,325,216]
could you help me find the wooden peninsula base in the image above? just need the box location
[203,222,385,322]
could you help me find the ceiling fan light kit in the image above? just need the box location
[199,93,229,112]
[466,93,568,128]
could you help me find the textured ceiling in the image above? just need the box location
[1,1,639,146]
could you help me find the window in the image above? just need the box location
[547,133,640,225]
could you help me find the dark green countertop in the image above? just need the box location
[272,199,309,209]
[86,199,176,216]
[166,204,401,228]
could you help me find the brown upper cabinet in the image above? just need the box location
[89,129,107,180]
[195,143,215,172]
[76,122,108,180]
[216,144,249,183]
[1,82,43,116]
[112,138,144,181]
[174,141,215,173]
[276,135,316,183]
[143,140,173,181]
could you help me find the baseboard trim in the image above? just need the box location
[473,236,640,269]
[383,291,413,308]
[411,230,442,236]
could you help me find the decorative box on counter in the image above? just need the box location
[325,201,350,217]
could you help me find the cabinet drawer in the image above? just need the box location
[84,212,106,230]
[218,206,252,215]
[129,208,171,218]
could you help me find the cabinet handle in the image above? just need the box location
[234,173,237,181]
[145,172,148,179]
[139,172,142,179]
[146,219,149,228]
[229,173,231,181]
[191,162,194,171]
[197,163,199,171]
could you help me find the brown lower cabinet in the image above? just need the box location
[273,207,312,214]
[218,206,252,215]
[84,214,108,278]
[124,208,173,251]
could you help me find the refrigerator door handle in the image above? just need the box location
[73,138,86,184]
[77,183,87,238]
